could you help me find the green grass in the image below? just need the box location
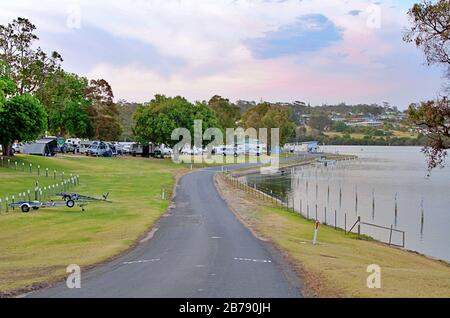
[217,175,450,298]
[324,130,418,140]
[0,154,186,294]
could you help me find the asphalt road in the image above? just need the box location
[29,160,307,298]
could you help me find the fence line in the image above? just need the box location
[0,157,70,181]
[0,175,81,214]
[223,171,406,248]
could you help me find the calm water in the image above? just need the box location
[245,146,450,262]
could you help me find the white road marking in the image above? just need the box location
[195,264,206,268]
[234,257,272,263]
[210,236,222,239]
[123,258,160,265]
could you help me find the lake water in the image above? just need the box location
[245,146,450,262]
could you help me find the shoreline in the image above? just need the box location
[215,173,450,297]
[229,153,449,265]
[216,154,450,297]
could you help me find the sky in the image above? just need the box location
[0,0,446,109]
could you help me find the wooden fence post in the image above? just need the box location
[389,225,393,246]
[357,216,361,237]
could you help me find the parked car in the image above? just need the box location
[12,143,24,154]
[59,143,77,154]
[219,145,239,157]
[121,144,132,154]
[108,143,118,156]
[131,143,143,157]
[86,141,112,157]
[152,149,164,159]
[79,141,93,154]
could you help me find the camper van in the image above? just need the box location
[131,143,143,156]
[86,141,112,157]
[79,141,93,154]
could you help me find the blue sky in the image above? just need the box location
[246,14,344,58]
[0,0,444,108]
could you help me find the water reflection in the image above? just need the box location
[245,146,450,262]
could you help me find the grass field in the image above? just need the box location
[0,152,288,294]
[0,154,187,294]
[324,130,418,139]
[216,174,450,298]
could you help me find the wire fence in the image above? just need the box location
[223,172,406,247]
[0,175,81,214]
[0,156,71,180]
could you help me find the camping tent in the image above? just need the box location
[23,138,58,156]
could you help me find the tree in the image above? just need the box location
[86,79,122,140]
[241,102,296,153]
[308,112,333,132]
[0,17,62,94]
[261,106,296,147]
[36,70,92,138]
[404,0,450,77]
[407,98,450,170]
[133,95,219,147]
[207,95,241,130]
[0,94,47,156]
[193,101,221,141]
[332,121,349,133]
[0,63,15,110]
[404,0,450,170]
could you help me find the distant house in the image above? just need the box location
[23,138,58,156]
[284,141,318,153]
[347,120,383,128]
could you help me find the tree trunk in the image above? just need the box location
[1,143,13,156]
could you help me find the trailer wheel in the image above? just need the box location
[66,200,75,208]
[21,205,30,213]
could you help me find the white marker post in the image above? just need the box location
[313,220,320,245]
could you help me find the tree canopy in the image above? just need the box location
[404,0,450,77]
[241,102,296,151]
[308,112,333,132]
[36,70,92,138]
[207,95,241,130]
[86,79,122,141]
[404,0,450,170]
[0,17,62,94]
[0,93,47,150]
[133,95,219,147]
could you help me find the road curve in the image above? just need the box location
[29,164,303,298]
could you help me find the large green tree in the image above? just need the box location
[241,102,296,153]
[0,64,15,110]
[308,112,333,132]
[86,79,122,141]
[36,70,92,138]
[404,0,450,170]
[133,95,219,147]
[208,95,241,130]
[0,17,62,94]
[0,94,47,155]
